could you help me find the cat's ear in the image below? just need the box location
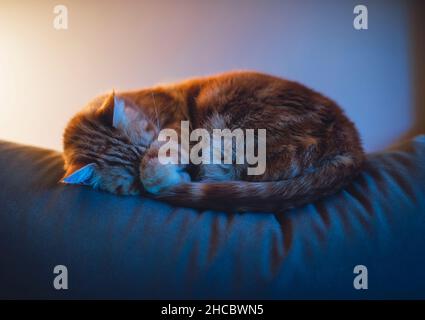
[96,91,139,130]
[61,163,96,185]
[112,95,139,130]
[96,91,115,124]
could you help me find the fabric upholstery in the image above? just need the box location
[0,137,424,299]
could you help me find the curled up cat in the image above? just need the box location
[62,71,364,212]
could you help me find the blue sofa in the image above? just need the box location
[0,136,424,299]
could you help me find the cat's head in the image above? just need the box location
[62,92,157,195]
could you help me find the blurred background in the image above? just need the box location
[0,0,424,152]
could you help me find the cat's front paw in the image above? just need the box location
[140,158,190,195]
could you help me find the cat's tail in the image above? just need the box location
[154,153,365,212]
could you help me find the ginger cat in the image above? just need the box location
[62,71,364,212]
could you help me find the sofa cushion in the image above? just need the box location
[0,136,424,299]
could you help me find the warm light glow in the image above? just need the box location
[0,0,413,151]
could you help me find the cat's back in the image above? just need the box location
[179,70,291,92]
[183,71,325,103]
[176,71,336,117]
